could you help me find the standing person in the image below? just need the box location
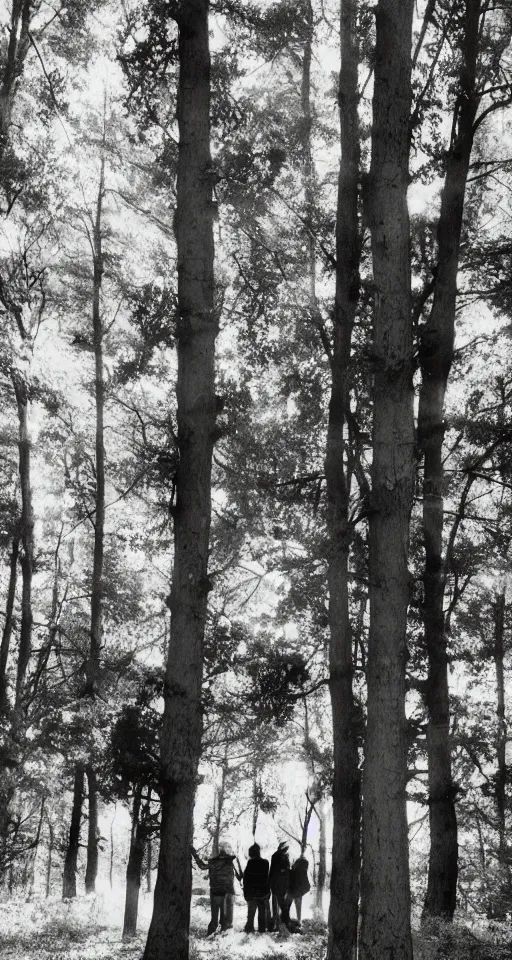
[192,840,241,936]
[243,842,271,933]
[269,841,291,930]
[288,854,310,924]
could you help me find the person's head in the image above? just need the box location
[248,842,260,858]
[277,841,289,854]
[218,839,233,856]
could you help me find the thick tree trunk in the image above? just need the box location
[84,765,99,894]
[418,0,481,922]
[62,764,84,899]
[325,3,361,959]
[0,537,19,713]
[143,4,217,959]
[359,3,415,959]
[0,1,32,158]
[13,381,34,707]
[123,789,148,938]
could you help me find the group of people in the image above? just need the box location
[193,839,310,936]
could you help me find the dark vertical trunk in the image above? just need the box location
[123,789,148,938]
[143,4,216,960]
[46,821,54,898]
[13,380,34,707]
[63,764,84,899]
[85,155,106,697]
[251,763,259,837]
[146,836,152,893]
[0,537,19,713]
[325,3,361,959]
[493,590,511,916]
[418,0,481,922]
[0,0,32,160]
[84,765,99,894]
[359,2,415,959]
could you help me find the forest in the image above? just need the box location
[0,1,512,959]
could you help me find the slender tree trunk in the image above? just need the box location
[493,590,511,915]
[0,537,19,713]
[28,796,45,896]
[110,810,115,889]
[325,3,361,959]
[359,3,415,959]
[315,799,327,917]
[13,380,34,707]
[85,153,106,697]
[418,0,481,922]
[212,746,228,853]
[84,765,99,894]
[46,821,54,898]
[63,764,84,899]
[123,789,148,938]
[143,4,217,959]
[146,836,152,893]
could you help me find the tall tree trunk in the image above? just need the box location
[13,379,34,707]
[418,0,481,922]
[84,765,99,894]
[359,2,415,959]
[62,764,84,899]
[85,152,106,697]
[0,0,32,160]
[146,836,153,893]
[493,589,511,915]
[143,4,217,959]
[315,799,327,917]
[0,536,19,713]
[212,745,228,853]
[46,820,54,898]
[325,2,361,959]
[123,788,149,938]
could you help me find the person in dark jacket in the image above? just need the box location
[243,842,271,933]
[288,854,310,923]
[269,841,291,929]
[192,840,241,935]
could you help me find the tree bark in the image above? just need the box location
[315,798,327,917]
[0,0,32,159]
[62,764,84,899]
[84,765,99,894]
[418,0,481,922]
[359,3,415,959]
[84,153,106,697]
[46,820,54,898]
[13,378,34,707]
[143,4,217,959]
[0,536,19,714]
[325,3,361,959]
[123,788,149,938]
[493,590,511,916]
[146,836,152,893]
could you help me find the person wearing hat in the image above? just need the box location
[242,842,271,933]
[192,839,242,935]
[268,841,291,930]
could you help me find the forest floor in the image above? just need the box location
[0,891,511,960]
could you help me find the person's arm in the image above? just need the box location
[191,846,208,871]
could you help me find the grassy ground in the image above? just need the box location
[0,893,511,959]
[0,892,326,960]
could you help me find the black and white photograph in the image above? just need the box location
[0,2,511,959]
